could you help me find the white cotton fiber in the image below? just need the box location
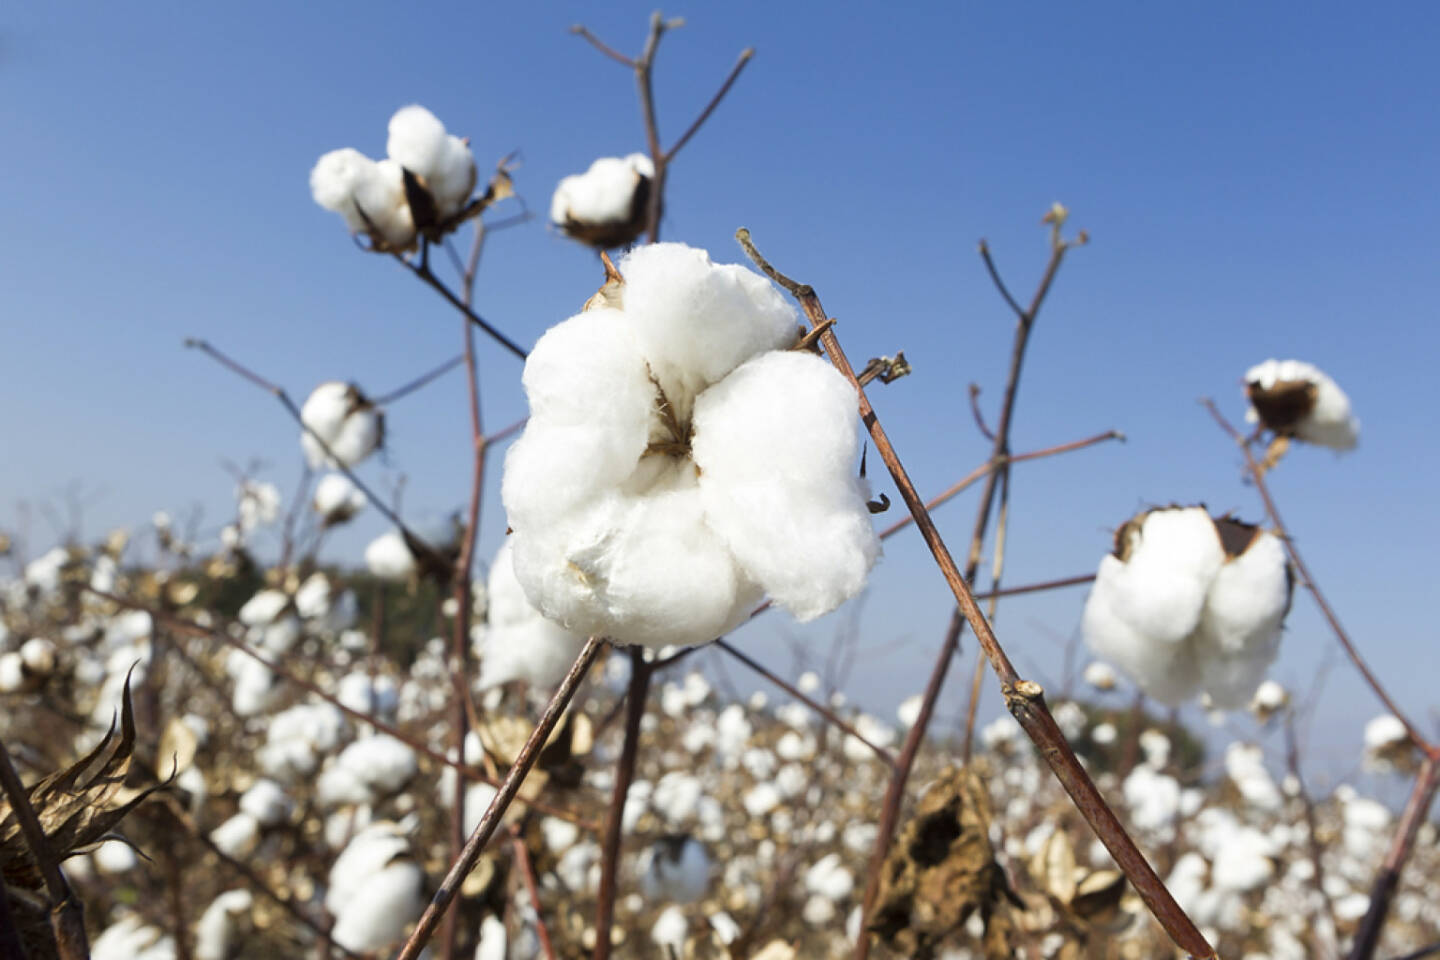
[239,779,292,827]
[210,812,260,858]
[1109,508,1223,646]
[474,541,587,689]
[1193,530,1290,708]
[1245,359,1359,450]
[1082,556,1201,704]
[314,473,367,525]
[311,148,380,234]
[330,859,424,953]
[194,890,252,960]
[617,243,797,410]
[550,154,653,229]
[386,105,449,183]
[300,382,383,469]
[693,352,878,620]
[365,530,415,580]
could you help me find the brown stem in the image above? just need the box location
[736,228,1215,960]
[570,24,636,66]
[714,639,896,767]
[959,643,985,761]
[593,649,654,960]
[665,48,754,160]
[394,253,528,360]
[511,833,558,960]
[1347,755,1440,960]
[397,638,605,960]
[1202,399,1432,753]
[0,736,88,960]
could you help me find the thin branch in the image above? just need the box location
[371,353,466,406]
[665,48,755,160]
[967,383,995,440]
[1348,755,1440,960]
[715,639,896,768]
[736,227,1215,960]
[978,238,1027,320]
[569,24,636,67]
[1202,398,1432,753]
[593,649,654,960]
[0,736,88,960]
[510,833,558,960]
[392,253,528,361]
[396,637,605,960]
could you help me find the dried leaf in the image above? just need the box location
[1070,869,1127,927]
[157,717,199,777]
[1032,829,1077,906]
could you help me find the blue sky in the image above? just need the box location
[3,2,1438,783]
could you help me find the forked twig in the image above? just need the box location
[736,227,1215,960]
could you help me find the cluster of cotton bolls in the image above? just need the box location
[502,242,880,649]
[1082,505,1293,708]
[311,105,478,251]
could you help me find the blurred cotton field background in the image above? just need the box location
[3,3,1440,960]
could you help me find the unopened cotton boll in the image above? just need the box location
[551,153,654,249]
[314,473,367,526]
[1244,359,1359,450]
[300,382,384,469]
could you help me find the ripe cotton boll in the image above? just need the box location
[299,382,384,469]
[1192,522,1292,708]
[504,244,878,648]
[551,153,654,248]
[651,905,688,955]
[235,481,280,534]
[639,835,711,903]
[385,105,476,223]
[194,890,253,960]
[329,857,425,953]
[239,779,292,828]
[311,148,381,234]
[1249,680,1289,721]
[365,529,416,581]
[1245,359,1359,450]
[313,473,367,526]
[474,540,586,690]
[210,812,260,858]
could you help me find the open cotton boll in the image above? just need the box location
[693,352,879,620]
[330,858,425,953]
[239,779,292,827]
[235,481,281,534]
[210,812,260,858]
[639,835,711,903]
[311,148,380,234]
[326,822,411,913]
[475,540,586,690]
[805,852,855,901]
[427,134,478,218]
[550,153,654,248]
[194,890,253,960]
[1244,359,1359,450]
[1108,507,1224,645]
[365,529,416,581]
[239,589,289,626]
[314,473,367,526]
[386,105,449,183]
[300,382,384,469]
[1193,526,1291,708]
[651,905,688,955]
[1082,560,1201,705]
[92,914,175,960]
[1225,742,1282,814]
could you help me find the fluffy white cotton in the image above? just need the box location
[1123,765,1181,835]
[1244,359,1359,450]
[239,779,292,827]
[300,382,383,469]
[92,915,175,960]
[1083,661,1117,692]
[317,734,417,807]
[639,835,711,903]
[330,859,424,953]
[311,148,380,234]
[209,812,260,858]
[1364,714,1408,752]
[504,244,877,648]
[805,852,855,901]
[1250,679,1289,717]
[311,149,415,248]
[93,838,139,873]
[475,540,587,689]
[235,481,280,534]
[651,904,689,954]
[258,702,348,780]
[314,473,367,525]
[19,637,57,675]
[337,671,399,719]
[194,890,253,960]
[1084,507,1291,706]
[1225,742,1283,814]
[550,154,653,241]
[386,105,476,219]
[365,529,416,581]
[239,589,289,627]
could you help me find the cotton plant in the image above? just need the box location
[310,105,488,252]
[313,472,367,526]
[1082,505,1293,708]
[551,153,655,249]
[1244,359,1359,453]
[501,242,881,649]
[299,381,384,469]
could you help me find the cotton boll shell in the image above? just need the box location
[426,134,477,219]
[326,822,413,915]
[239,779,292,828]
[692,352,879,621]
[617,244,798,409]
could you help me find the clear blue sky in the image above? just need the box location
[3,2,1438,783]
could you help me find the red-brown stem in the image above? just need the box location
[87,588,599,830]
[735,228,1215,960]
[397,637,605,960]
[1349,755,1440,960]
[593,648,654,960]
[714,639,896,768]
[395,251,528,361]
[1202,399,1433,754]
[511,833,558,960]
[0,735,88,960]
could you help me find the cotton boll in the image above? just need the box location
[651,905,688,954]
[238,588,289,626]
[474,914,507,960]
[239,779,292,828]
[92,915,175,960]
[1244,359,1359,450]
[93,838,139,873]
[427,134,478,219]
[1211,827,1276,892]
[330,859,425,953]
[1083,661,1117,692]
[1225,742,1282,814]
[1363,714,1416,771]
[311,148,381,234]
[314,473,367,526]
[551,154,653,248]
[897,694,924,728]
[210,812,260,858]
[194,890,253,960]
[318,735,417,806]
[1249,679,1289,720]
[235,481,281,534]
[231,658,278,717]
[337,671,399,720]
[1193,527,1291,708]
[365,530,416,581]
[639,835,711,903]
[618,244,798,406]
[805,852,855,901]
[0,653,24,692]
[1122,766,1181,836]
[475,540,586,690]
[325,822,413,914]
[743,783,781,817]
[693,352,878,620]
[300,382,384,469]
[1110,507,1225,645]
[386,105,449,183]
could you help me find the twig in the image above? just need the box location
[593,649,653,960]
[396,638,605,960]
[392,251,528,361]
[1348,756,1440,960]
[569,24,636,67]
[371,353,466,405]
[967,383,995,440]
[735,227,1215,960]
[714,639,896,767]
[0,736,88,960]
[184,338,449,573]
[277,462,313,571]
[665,48,755,160]
[510,833,558,960]
[1202,399,1432,754]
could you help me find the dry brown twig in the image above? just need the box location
[735,226,1216,960]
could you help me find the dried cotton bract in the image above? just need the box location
[550,153,654,249]
[1082,506,1292,708]
[502,243,880,648]
[311,105,478,251]
[1245,359,1359,451]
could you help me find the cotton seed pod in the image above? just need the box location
[1244,358,1359,451]
[313,473,367,526]
[1083,505,1292,708]
[299,382,384,469]
[550,153,655,249]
